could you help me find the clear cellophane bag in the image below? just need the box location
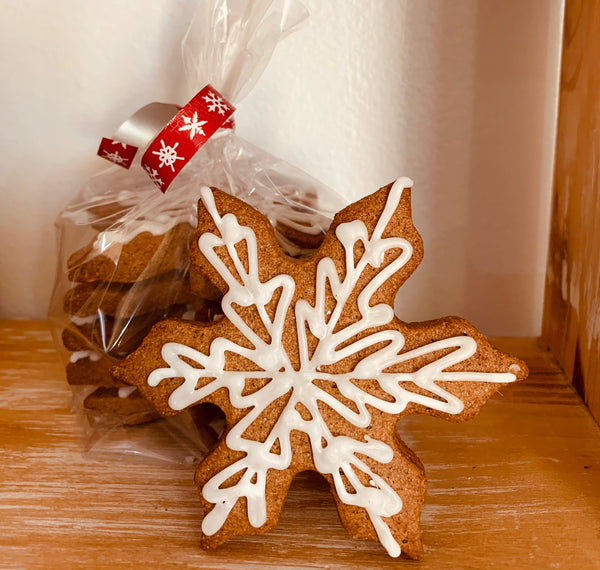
[48,0,346,462]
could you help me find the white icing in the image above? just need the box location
[92,207,194,253]
[145,180,518,557]
[61,189,142,225]
[118,386,137,398]
[69,350,101,363]
[70,314,96,326]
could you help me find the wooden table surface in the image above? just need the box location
[1,320,600,569]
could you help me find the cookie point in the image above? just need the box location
[395,176,414,189]
[386,541,402,558]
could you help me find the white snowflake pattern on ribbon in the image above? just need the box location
[178,111,207,140]
[152,140,185,171]
[101,150,128,166]
[142,164,164,188]
[203,90,230,115]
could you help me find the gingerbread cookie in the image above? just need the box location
[61,187,144,232]
[188,265,223,301]
[57,188,222,428]
[112,180,527,558]
[62,298,223,426]
[63,272,194,319]
[67,221,194,283]
[62,304,202,358]
[271,196,330,253]
[83,386,160,426]
[66,349,116,387]
[65,189,198,283]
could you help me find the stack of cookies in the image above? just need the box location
[60,194,221,426]
[54,180,330,428]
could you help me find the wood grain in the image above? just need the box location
[542,0,600,424]
[1,321,600,568]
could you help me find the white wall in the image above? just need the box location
[0,0,563,336]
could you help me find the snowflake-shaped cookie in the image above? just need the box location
[113,179,527,558]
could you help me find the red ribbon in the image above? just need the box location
[97,138,138,169]
[97,85,235,192]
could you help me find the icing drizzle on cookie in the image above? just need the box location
[69,350,101,363]
[146,180,519,557]
[93,205,195,253]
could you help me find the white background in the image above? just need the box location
[0,0,563,336]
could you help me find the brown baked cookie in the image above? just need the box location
[66,350,118,387]
[83,386,160,426]
[63,272,194,319]
[112,181,528,559]
[270,188,333,254]
[61,188,142,231]
[85,198,138,231]
[67,222,194,283]
[66,350,160,427]
[61,304,202,357]
[189,265,222,300]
